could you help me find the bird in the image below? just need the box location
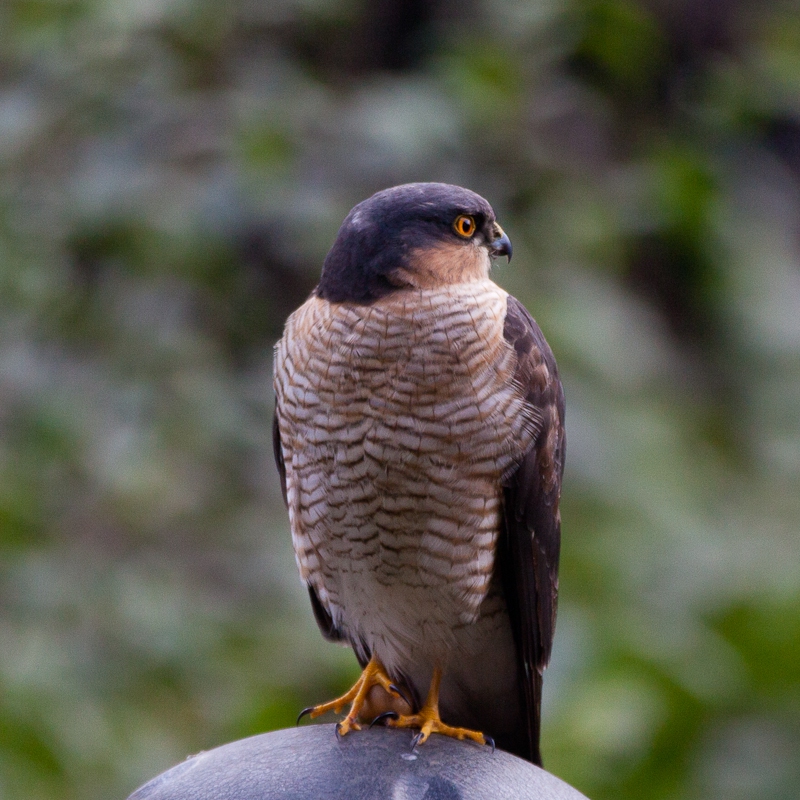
[272,182,565,766]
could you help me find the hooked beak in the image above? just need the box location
[490,223,512,262]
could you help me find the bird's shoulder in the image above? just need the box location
[502,295,561,407]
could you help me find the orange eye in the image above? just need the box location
[453,215,476,238]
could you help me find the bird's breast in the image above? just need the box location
[274,281,538,668]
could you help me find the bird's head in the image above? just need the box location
[317,183,512,303]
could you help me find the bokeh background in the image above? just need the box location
[2,1,800,798]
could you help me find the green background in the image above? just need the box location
[1,1,799,798]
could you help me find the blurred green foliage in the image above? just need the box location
[1,1,799,799]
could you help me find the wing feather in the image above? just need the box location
[273,405,349,645]
[498,295,565,766]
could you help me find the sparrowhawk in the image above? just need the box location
[273,183,565,766]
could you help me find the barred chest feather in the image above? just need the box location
[273,280,539,673]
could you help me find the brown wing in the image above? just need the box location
[272,411,288,507]
[498,295,565,767]
[273,408,349,646]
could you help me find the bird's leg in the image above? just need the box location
[387,666,492,749]
[299,655,408,737]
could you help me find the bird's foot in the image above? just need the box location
[298,656,410,737]
[386,666,493,751]
[387,708,492,749]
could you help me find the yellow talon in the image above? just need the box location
[301,659,491,751]
[386,666,492,749]
[299,656,411,734]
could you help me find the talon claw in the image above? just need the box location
[484,735,496,753]
[335,722,344,741]
[388,683,412,708]
[297,707,315,726]
[369,711,399,729]
[411,731,424,749]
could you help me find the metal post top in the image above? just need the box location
[128,724,589,800]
